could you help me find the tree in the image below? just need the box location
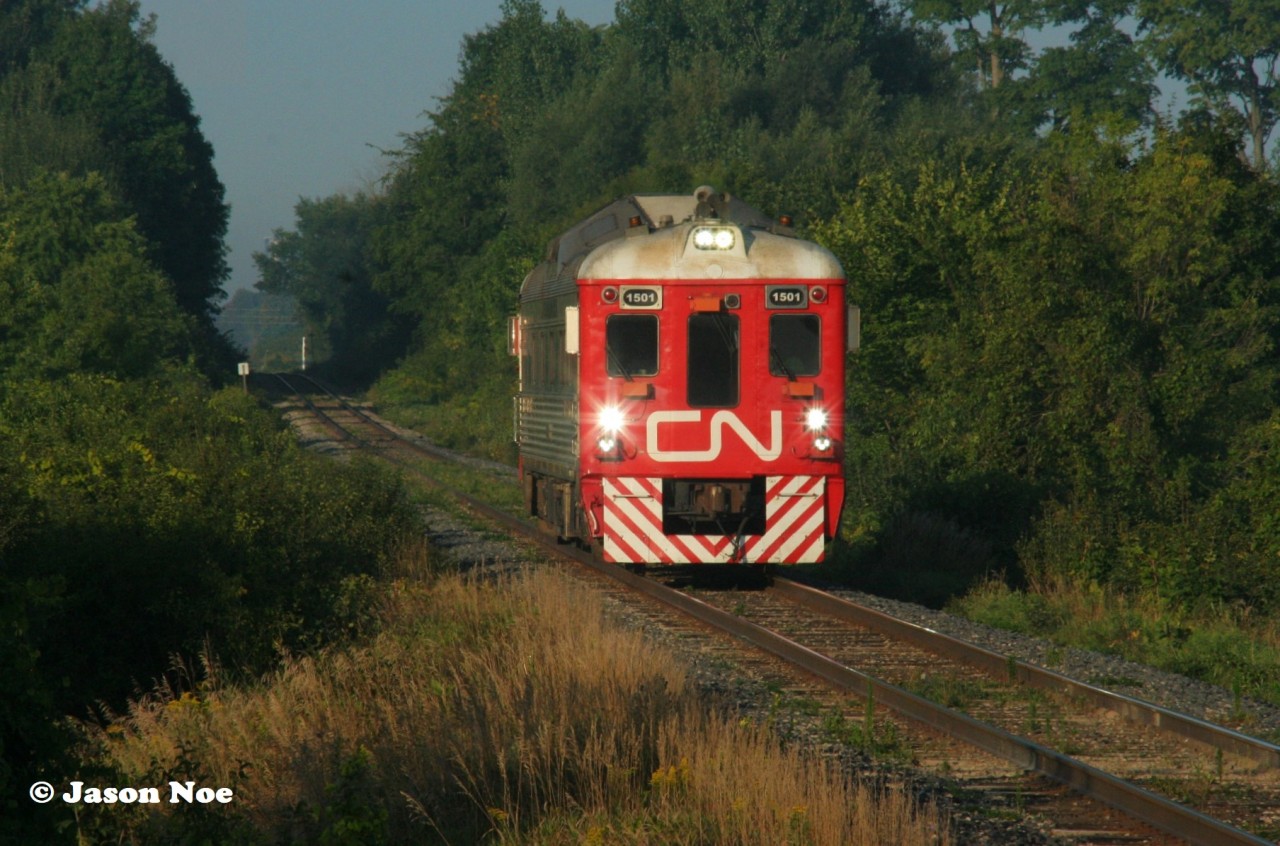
[0,61,106,187]
[368,0,961,454]
[906,0,1044,92]
[0,171,193,380]
[256,193,409,382]
[1,0,235,376]
[37,0,230,325]
[451,0,602,153]
[1139,0,1280,171]
[1027,3,1157,132]
[813,127,1280,608]
[373,0,602,391]
[0,0,81,75]
[0,370,418,840]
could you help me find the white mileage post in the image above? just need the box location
[238,361,250,393]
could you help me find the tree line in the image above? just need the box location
[260,0,1280,613]
[262,0,1279,400]
[1,3,417,841]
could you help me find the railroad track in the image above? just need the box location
[272,373,1280,845]
[683,580,1280,844]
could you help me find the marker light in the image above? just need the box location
[805,408,828,431]
[814,436,832,451]
[597,436,617,452]
[692,226,736,250]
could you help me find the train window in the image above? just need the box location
[606,315,658,377]
[536,331,547,386]
[688,313,739,407]
[554,329,564,385]
[530,331,541,386]
[769,315,821,377]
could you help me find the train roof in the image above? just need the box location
[519,188,843,302]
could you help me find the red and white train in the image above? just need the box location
[512,186,856,567]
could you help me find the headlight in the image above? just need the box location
[597,436,617,452]
[692,226,736,250]
[813,435,832,452]
[599,405,624,434]
[805,408,827,431]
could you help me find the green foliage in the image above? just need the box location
[0,60,106,186]
[1,0,235,378]
[0,522,73,843]
[905,0,1044,91]
[0,5,257,836]
[1022,5,1156,134]
[0,170,194,380]
[367,0,956,458]
[949,578,1068,635]
[2,372,418,698]
[37,0,230,323]
[953,579,1280,707]
[315,747,390,846]
[0,370,418,842]
[816,126,1280,609]
[1138,0,1280,171]
[255,193,408,384]
[372,364,518,463]
[0,0,82,75]
[616,0,938,94]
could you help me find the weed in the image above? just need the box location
[950,576,1280,709]
[1087,674,1143,689]
[821,697,911,763]
[906,673,990,711]
[84,565,949,845]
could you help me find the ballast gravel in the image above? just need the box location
[831,588,1280,740]
[296,410,1279,843]
[416,503,1074,844]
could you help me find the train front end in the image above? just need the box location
[574,203,852,566]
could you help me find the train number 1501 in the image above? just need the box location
[620,286,662,309]
[765,286,808,309]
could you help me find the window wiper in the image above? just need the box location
[713,315,738,355]
[770,343,796,381]
[606,341,633,381]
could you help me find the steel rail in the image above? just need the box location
[772,576,1280,771]
[410,483,1275,846]
[275,374,355,444]
[594,564,1273,846]
[285,373,478,464]
[273,376,1274,846]
[282,374,393,437]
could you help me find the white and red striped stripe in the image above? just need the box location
[601,476,828,565]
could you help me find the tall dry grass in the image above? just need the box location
[85,548,949,844]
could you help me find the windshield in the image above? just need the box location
[606,314,658,378]
[769,314,820,378]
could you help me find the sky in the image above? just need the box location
[135,1,619,296]
[132,3,1188,300]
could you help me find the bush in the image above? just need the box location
[0,369,418,842]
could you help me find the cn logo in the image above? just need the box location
[647,410,782,462]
